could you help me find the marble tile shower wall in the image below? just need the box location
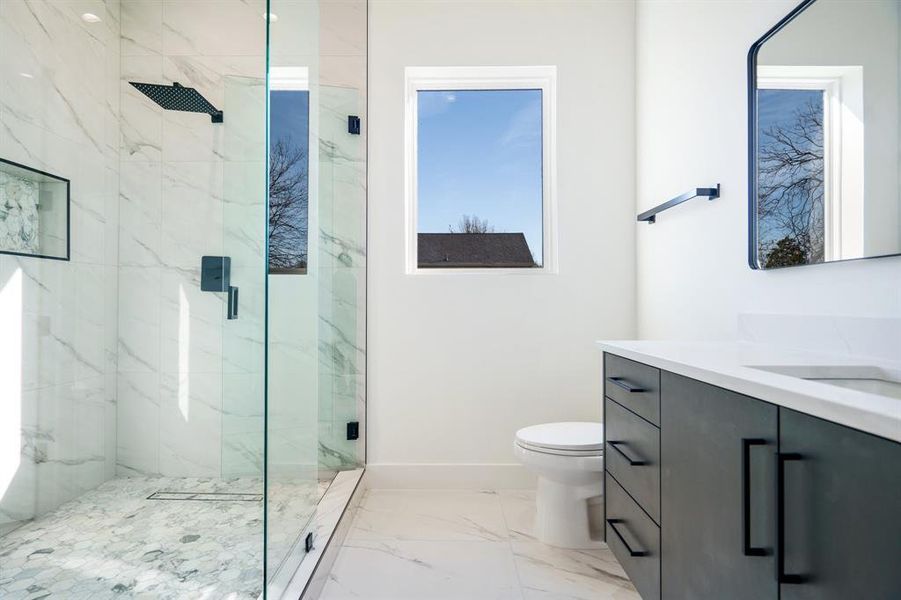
[116,0,268,479]
[316,1,367,471]
[0,0,121,531]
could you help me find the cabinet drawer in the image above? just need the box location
[605,397,660,524]
[606,473,660,600]
[604,353,660,426]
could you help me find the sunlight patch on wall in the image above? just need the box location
[178,284,190,421]
[0,268,23,498]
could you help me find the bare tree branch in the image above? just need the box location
[269,137,308,271]
[758,97,825,267]
[448,214,498,234]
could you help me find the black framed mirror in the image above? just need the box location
[748,0,901,270]
[0,158,70,261]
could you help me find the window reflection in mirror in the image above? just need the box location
[752,0,899,269]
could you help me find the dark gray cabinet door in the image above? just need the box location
[661,372,778,600]
[780,409,901,600]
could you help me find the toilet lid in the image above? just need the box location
[515,422,604,452]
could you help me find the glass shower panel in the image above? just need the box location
[264,0,367,594]
[220,71,268,597]
[317,0,367,475]
[221,75,267,480]
[318,84,366,471]
[265,1,322,594]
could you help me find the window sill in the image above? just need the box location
[407,266,558,276]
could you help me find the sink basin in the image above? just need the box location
[748,365,901,401]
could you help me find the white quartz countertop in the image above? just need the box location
[597,340,901,443]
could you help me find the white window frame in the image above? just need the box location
[757,65,864,261]
[270,66,309,93]
[404,65,558,275]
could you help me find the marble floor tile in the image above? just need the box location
[320,540,523,600]
[322,489,640,600]
[498,489,539,540]
[348,489,510,542]
[511,541,638,600]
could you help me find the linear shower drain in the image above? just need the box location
[147,491,262,502]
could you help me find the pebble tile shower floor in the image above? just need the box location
[0,477,329,599]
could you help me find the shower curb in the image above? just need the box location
[274,468,367,600]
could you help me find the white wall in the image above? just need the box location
[368,0,636,486]
[636,0,901,342]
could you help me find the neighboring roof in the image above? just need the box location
[417,233,536,268]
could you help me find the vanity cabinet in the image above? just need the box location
[603,354,662,600]
[660,372,777,600]
[602,352,901,600]
[779,409,901,600]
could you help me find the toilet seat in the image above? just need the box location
[516,442,603,457]
[515,422,604,456]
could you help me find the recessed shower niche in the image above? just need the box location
[0,158,69,260]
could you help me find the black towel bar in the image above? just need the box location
[638,184,720,224]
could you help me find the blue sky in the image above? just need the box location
[758,88,820,133]
[270,90,309,150]
[417,89,544,265]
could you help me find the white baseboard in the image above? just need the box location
[364,463,536,490]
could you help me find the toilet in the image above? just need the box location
[514,422,604,549]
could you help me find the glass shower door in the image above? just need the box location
[264,2,322,594]
[221,75,267,480]
[219,71,268,597]
[260,0,367,595]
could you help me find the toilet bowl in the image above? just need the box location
[514,422,604,549]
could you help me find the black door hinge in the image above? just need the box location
[346,421,360,441]
[347,115,361,135]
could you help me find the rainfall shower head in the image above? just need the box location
[130,81,224,123]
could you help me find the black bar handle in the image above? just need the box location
[777,452,805,584]
[606,519,648,557]
[608,441,647,466]
[742,438,768,557]
[606,377,645,393]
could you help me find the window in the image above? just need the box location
[269,67,310,274]
[756,66,864,267]
[405,66,556,273]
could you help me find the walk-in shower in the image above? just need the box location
[0,1,366,598]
